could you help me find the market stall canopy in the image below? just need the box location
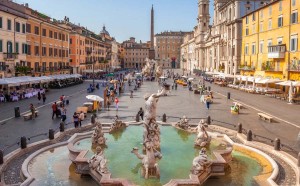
[276,81,300,87]
[86,95,104,102]
[256,78,282,84]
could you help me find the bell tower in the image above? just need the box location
[198,0,210,38]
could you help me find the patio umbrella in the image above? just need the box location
[159,76,168,79]
[288,81,294,104]
[188,77,195,81]
[86,95,104,102]
[245,77,248,87]
[233,75,236,85]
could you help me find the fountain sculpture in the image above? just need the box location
[88,146,110,174]
[194,121,211,147]
[109,115,126,134]
[191,148,212,175]
[91,122,106,146]
[175,115,190,130]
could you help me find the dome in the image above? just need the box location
[100,25,110,36]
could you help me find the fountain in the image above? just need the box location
[8,60,296,186]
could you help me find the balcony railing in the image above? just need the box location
[239,65,255,71]
[268,44,286,59]
[3,53,18,60]
[288,63,300,72]
[262,65,283,72]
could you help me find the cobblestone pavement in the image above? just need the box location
[1,70,300,156]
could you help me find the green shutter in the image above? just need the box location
[15,43,19,53]
[0,17,2,28]
[0,40,2,52]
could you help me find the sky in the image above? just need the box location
[18,0,213,43]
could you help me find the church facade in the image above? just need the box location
[182,0,271,75]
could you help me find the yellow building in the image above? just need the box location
[241,0,300,81]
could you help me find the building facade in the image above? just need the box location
[155,31,189,68]
[241,0,300,81]
[0,0,27,78]
[25,7,71,76]
[181,32,195,71]
[123,37,150,69]
[182,0,271,75]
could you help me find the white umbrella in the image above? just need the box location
[86,95,104,102]
[159,76,168,79]
[181,76,187,79]
[233,75,236,85]
[252,78,255,90]
[245,77,248,86]
[288,81,294,104]
[188,77,195,81]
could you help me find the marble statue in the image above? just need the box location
[131,140,162,179]
[194,121,211,147]
[88,146,109,174]
[191,148,212,175]
[175,115,190,130]
[143,87,167,149]
[91,122,106,146]
[109,115,126,133]
[155,65,163,80]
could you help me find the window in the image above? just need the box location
[245,28,249,35]
[54,32,57,39]
[268,19,272,30]
[42,47,46,56]
[291,35,298,52]
[260,41,264,53]
[34,46,39,56]
[49,48,53,56]
[58,33,61,40]
[252,13,256,21]
[62,34,65,41]
[34,26,39,35]
[22,43,27,54]
[252,43,256,54]
[0,40,2,52]
[49,30,53,38]
[7,19,11,30]
[278,16,283,27]
[277,37,283,44]
[27,44,31,55]
[260,10,263,19]
[245,45,249,55]
[246,16,249,24]
[42,29,46,37]
[70,38,72,44]
[22,24,25,33]
[252,24,256,33]
[269,6,272,16]
[279,1,282,11]
[15,42,19,53]
[268,39,272,47]
[16,22,20,32]
[54,48,58,56]
[260,22,263,32]
[291,12,298,24]
[292,0,296,6]
[0,17,2,28]
[26,23,31,33]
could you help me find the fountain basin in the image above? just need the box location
[21,125,277,186]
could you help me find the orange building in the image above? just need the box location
[25,8,71,76]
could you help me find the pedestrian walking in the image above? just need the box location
[73,112,79,128]
[30,103,35,120]
[138,107,144,120]
[61,106,67,122]
[37,91,41,104]
[107,99,111,111]
[51,102,57,119]
[42,93,46,104]
[130,90,133,98]
[115,97,119,110]
[79,111,85,127]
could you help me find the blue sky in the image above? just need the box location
[20,0,213,42]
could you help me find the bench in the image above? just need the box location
[258,113,273,123]
[233,102,243,109]
[23,111,39,121]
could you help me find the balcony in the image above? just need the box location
[3,53,18,61]
[268,44,286,59]
[239,65,255,71]
[262,64,283,72]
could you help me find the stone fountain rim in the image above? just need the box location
[18,122,280,186]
